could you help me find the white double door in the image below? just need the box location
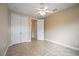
[11,13,31,45]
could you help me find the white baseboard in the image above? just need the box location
[3,40,32,56]
[3,45,9,56]
[9,40,31,47]
[46,39,79,51]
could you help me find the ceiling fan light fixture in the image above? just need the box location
[39,11,46,16]
[35,5,53,16]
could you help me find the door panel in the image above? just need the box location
[21,16,30,42]
[37,20,44,40]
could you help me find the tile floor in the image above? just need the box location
[6,39,79,56]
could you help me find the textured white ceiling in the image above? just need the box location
[8,3,76,19]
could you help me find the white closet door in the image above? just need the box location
[11,13,31,45]
[37,20,44,40]
[11,13,21,45]
[21,16,31,42]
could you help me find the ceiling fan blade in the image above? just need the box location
[35,8,42,11]
[45,10,53,13]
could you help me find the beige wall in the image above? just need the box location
[32,20,37,39]
[0,4,9,55]
[45,4,79,49]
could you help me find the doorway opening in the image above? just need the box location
[31,19,37,41]
[31,19,44,41]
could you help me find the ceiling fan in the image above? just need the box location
[35,5,53,16]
